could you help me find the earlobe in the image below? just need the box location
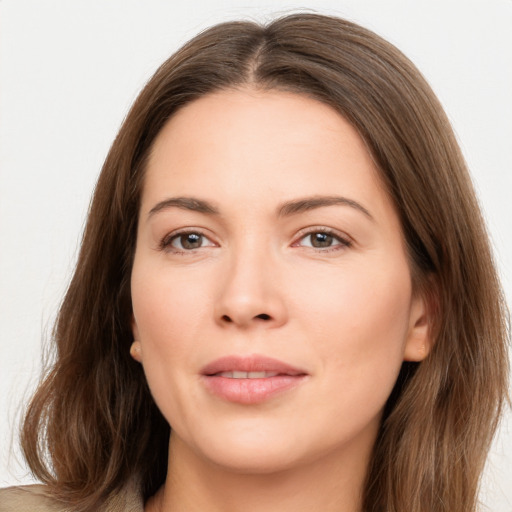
[130,340,143,362]
[130,315,143,363]
[403,293,434,362]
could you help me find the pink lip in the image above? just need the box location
[200,355,308,405]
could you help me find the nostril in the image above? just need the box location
[219,313,272,324]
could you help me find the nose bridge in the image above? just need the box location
[215,232,286,328]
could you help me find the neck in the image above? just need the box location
[146,427,376,512]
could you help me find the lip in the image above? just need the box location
[200,355,308,404]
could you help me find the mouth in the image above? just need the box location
[200,355,308,404]
[214,371,284,379]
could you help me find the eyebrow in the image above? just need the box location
[147,195,373,221]
[278,196,374,221]
[148,197,220,218]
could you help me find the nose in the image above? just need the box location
[214,245,288,329]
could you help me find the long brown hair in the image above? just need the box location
[21,13,509,512]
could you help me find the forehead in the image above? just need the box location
[149,88,374,167]
[142,88,392,219]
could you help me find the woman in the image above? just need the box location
[0,13,508,512]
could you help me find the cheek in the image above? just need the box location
[293,258,412,401]
[132,261,210,344]
[296,257,411,338]
[130,263,211,421]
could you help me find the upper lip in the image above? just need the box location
[201,355,307,376]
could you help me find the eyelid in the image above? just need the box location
[157,225,352,253]
[159,228,217,252]
[291,226,353,250]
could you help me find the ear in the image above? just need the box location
[130,341,143,362]
[130,315,143,363]
[403,290,435,362]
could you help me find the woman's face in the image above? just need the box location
[131,89,430,473]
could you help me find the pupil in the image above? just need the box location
[182,233,202,249]
[312,233,333,247]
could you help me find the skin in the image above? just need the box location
[130,88,431,512]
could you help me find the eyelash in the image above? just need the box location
[159,229,214,253]
[292,227,352,252]
[159,227,352,254]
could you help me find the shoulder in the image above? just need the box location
[0,479,143,512]
[0,485,67,512]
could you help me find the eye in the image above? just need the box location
[162,231,216,251]
[295,229,351,250]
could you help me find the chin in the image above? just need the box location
[205,445,302,475]
[185,424,309,474]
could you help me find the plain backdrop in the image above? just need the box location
[1,0,511,510]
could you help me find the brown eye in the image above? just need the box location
[310,232,334,248]
[180,233,202,249]
[168,232,214,251]
[296,230,351,250]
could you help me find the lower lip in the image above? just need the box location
[201,375,306,404]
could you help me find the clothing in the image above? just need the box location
[0,481,143,512]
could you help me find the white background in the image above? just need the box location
[1,0,511,510]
